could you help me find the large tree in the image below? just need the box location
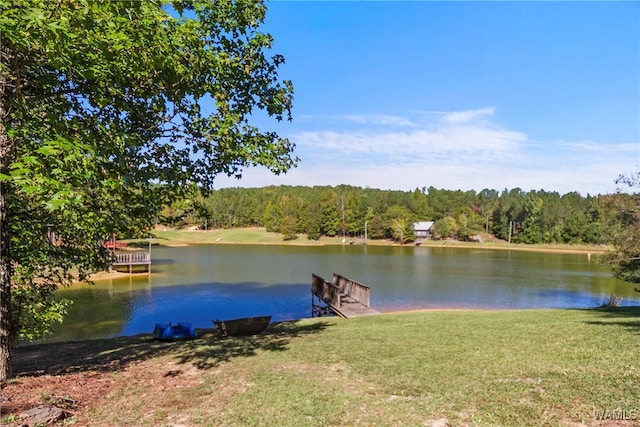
[0,0,295,380]
[602,174,640,284]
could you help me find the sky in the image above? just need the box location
[214,1,640,195]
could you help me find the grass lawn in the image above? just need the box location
[143,228,607,254]
[10,308,640,426]
[148,227,338,246]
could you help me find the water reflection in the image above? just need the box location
[47,244,640,342]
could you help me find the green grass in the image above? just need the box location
[137,228,607,253]
[67,308,640,426]
[147,228,340,246]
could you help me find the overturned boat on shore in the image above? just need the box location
[213,316,271,337]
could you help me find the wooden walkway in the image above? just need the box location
[311,273,380,318]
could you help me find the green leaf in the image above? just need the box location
[45,198,68,212]
[36,145,59,156]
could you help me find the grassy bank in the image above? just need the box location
[149,227,332,246]
[144,228,607,254]
[8,308,639,426]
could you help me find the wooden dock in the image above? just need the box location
[311,273,380,318]
[112,251,151,274]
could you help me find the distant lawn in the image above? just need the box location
[141,228,607,253]
[148,227,370,246]
[151,227,285,244]
[12,308,639,426]
[149,227,329,245]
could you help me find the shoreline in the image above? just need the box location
[416,241,603,255]
[145,228,607,255]
[87,270,150,282]
[162,240,604,254]
[28,305,638,347]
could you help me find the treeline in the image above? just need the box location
[159,185,637,245]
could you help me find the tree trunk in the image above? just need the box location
[0,186,12,381]
[0,40,14,382]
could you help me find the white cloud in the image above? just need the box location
[341,114,418,127]
[561,140,639,155]
[295,113,526,162]
[299,113,417,127]
[214,108,638,195]
[442,107,496,124]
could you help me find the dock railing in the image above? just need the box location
[333,273,371,307]
[311,274,341,308]
[312,273,376,318]
[112,250,151,274]
[114,251,150,265]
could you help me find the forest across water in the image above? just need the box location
[159,185,634,246]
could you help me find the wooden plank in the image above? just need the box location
[331,300,380,318]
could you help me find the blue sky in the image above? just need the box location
[214,1,640,195]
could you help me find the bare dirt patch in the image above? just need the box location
[1,331,220,426]
[2,371,114,425]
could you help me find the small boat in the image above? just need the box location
[153,322,197,340]
[212,316,271,337]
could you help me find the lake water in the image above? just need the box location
[47,244,640,342]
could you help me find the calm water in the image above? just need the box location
[47,244,639,342]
